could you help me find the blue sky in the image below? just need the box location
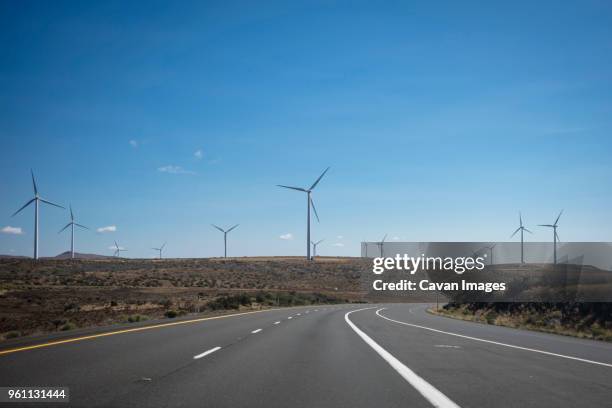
[1,1,612,258]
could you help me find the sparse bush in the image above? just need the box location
[60,322,77,331]
[127,314,149,323]
[5,331,20,339]
[165,310,178,318]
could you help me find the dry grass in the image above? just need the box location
[430,303,612,342]
[0,257,370,340]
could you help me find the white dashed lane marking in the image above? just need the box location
[193,346,221,360]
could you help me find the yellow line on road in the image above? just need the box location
[0,309,272,357]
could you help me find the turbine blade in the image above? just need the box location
[31,169,38,195]
[227,224,239,233]
[524,228,533,234]
[58,223,72,233]
[554,209,563,226]
[316,239,324,245]
[161,242,166,250]
[74,223,89,229]
[211,224,225,233]
[310,197,320,222]
[11,198,36,217]
[519,212,523,227]
[309,167,330,190]
[114,240,119,248]
[539,224,554,227]
[70,204,74,221]
[382,234,387,243]
[555,231,560,242]
[277,185,307,192]
[39,198,65,209]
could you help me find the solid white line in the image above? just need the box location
[296,313,301,316]
[193,346,221,360]
[288,316,293,319]
[345,308,460,408]
[251,329,262,334]
[376,308,612,369]
[274,321,281,325]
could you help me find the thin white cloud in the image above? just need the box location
[97,225,117,233]
[392,236,400,241]
[1,226,23,235]
[279,233,293,240]
[129,140,139,148]
[332,242,344,247]
[194,149,203,159]
[336,235,344,239]
[158,165,196,175]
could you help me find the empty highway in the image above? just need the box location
[0,304,610,407]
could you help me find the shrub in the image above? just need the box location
[5,331,20,339]
[60,322,77,331]
[127,314,149,323]
[165,310,178,318]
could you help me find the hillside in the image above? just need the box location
[0,257,369,340]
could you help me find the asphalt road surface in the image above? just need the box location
[1,304,610,407]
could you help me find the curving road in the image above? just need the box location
[0,304,610,407]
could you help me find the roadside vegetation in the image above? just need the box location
[431,302,612,342]
[0,257,366,341]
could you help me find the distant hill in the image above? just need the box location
[0,255,29,259]
[50,252,115,260]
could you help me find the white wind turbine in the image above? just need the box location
[152,242,166,259]
[510,212,532,264]
[277,167,329,260]
[310,239,324,259]
[376,234,388,257]
[112,240,127,258]
[539,210,563,265]
[58,205,89,259]
[12,170,65,260]
[211,224,239,258]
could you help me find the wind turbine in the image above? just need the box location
[376,234,387,257]
[485,243,496,265]
[211,224,239,258]
[277,167,329,260]
[112,241,127,258]
[539,210,563,264]
[12,170,65,260]
[58,205,88,259]
[152,242,166,259]
[311,239,324,259]
[510,212,532,264]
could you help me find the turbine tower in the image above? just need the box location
[58,205,89,259]
[376,234,388,257]
[510,212,532,263]
[211,224,239,258]
[277,167,329,260]
[485,243,496,265]
[539,210,563,264]
[310,239,324,259]
[112,241,127,258]
[12,170,65,260]
[152,242,166,259]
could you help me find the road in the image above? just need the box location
[1,304,611,407]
